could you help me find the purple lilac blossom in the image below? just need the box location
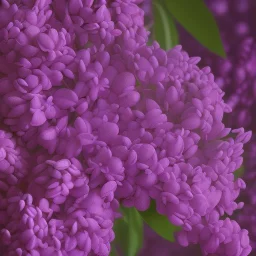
[0,0,252,255]
[235,136,256,250]
[178,0,256,253]
[0,0,143,254]
[119,41,251,255]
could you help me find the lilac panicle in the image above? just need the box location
[0,0,148,157]
[0,187,116,255]
[0,129,28,193]
[178,0,256,252]
[114,42,251,255]
[0,0,252,255]
[234,138,256,250]
[0,0,143,254]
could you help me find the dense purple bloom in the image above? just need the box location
[234,137,256,250]
[116,41,252,255]
[0,0,143,254]
[178,1,256,253]
[0,0,148,156]
[0,0,253,255]
[0,187,117,255]
[0,129,28,192]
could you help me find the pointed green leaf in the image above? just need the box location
[139,201,180,242]
[122,207,144,256]
[152,1,179,49]
[113,207,143,256]
[113,217,129,253]
[164,0,226,57]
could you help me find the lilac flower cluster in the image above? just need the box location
[0,0,144,254]
[179,0,256,130]
[126,43,252,256]
[178,1,256,253]
[234,136,256,250]
[0,0,252,255]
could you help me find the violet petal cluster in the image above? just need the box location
[121,42,252,255]
[178,1,256,253]
[0,0,252,255]
[234,136,256,251]
[0,0,145,254]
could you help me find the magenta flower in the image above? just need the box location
[0,187,117,255]
[0,129,28,192]
[234,138,256,250]
[116,42,251,255]
[0,0,252,255]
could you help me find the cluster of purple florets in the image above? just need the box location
[178,0,256,254]
[0,0,252,255]
[234,135,256,251]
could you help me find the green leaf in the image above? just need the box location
[164,0,226,57]
[109,247,117,256]
[113,207,143,256]
[122,207,144,256]
[152,1,179,49]
[113,217,128,252]
[234,166,244,178]
[139,201,180,242]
